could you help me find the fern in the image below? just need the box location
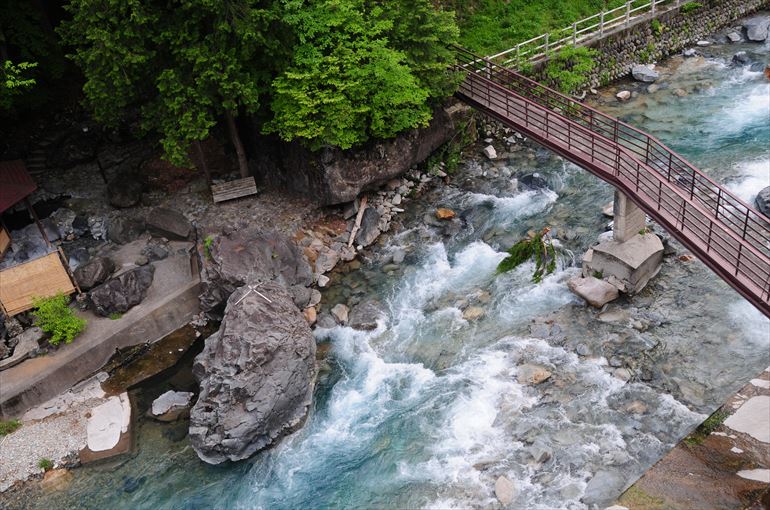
[497,228,558,283]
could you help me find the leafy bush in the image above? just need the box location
[38,458,53,471]
[203,235,214,260]
[32,294,87,346]
[497,228,557,283]
[544,46,598,95]
[680,2,702,14]
[0,419,21,436]
[651,19,663,37]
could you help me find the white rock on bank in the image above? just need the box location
[86,393,131,452]
[616,90,631,101]
[567,276,619,308]
[483,145,497,160]
[150,391,193,422]
[724,395,770,443]
[331,303,350,324]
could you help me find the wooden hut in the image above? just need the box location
[0,161,78,316]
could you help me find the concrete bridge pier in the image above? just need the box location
[582,191,664,294]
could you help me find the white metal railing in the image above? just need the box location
[489,0,686,67]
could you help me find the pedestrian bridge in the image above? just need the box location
[453,46,770,318]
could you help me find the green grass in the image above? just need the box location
[0,419,22,436]
[684,408,730,446]
[108,312,123,320]
[38,458,53,471]
[448,0,635,55]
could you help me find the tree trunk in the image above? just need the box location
[194,140,212,185]
[225,110,249,178]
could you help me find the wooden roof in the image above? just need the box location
[0,160,37,214]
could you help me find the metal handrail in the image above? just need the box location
[452,49,770,315]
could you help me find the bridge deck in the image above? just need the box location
[453,47,770,317]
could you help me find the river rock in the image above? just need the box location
[435,208,456,220]
[190,281,316,464]
[517,363,552,385]
[108,216,146,245]
[142,239,170,262]
[567,276,619,308]
[146,207,192,240]
[199,228,313,312]
[150,391,194,422]
[41,468,74,492]
[756,186,770,217]
[89,265,155,316]
[727,31,743,43]
[355,207,381,247]
[616,90,631,101]
[519,173,548,189]
[107,173,143,208]
[74,256,115,291]
[583,469,625,507]
[483,145,497,160]
[683,48,697,57]
[631,65,659,83]
[331,303,350,324]
[744,16,770,42]
[316,312,337,329]
[348,300,385,330]
[315,248,340,274]
[462,306,485,321]
[732,51,751,66]
[494,475,516,505]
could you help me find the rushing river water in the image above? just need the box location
[15,36,770,510]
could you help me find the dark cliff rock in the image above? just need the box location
[250,104,471,205]
[189,281,317,464]
[89,265,155,316]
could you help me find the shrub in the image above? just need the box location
[651,19,663,37]
[0,419,21,436]
[680,2,702,14]
[38,458,53,471]
[32,294,87,346]
[544,46,598,95]
[203,235,214,260]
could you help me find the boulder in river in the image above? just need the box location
[568,276,619,308]
[631,64,659,83]
[732,51,751,66]
[348,300,385,330]
[189,281,316,464]
[150,391,194,422]
[355,207,381,247]
[744,16,770,42]
[89,265,155,316]
[756,186,770,218]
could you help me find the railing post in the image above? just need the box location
[600,11,605,36]
[651,0,656,16]
[545,33,550,58]
[572,23,578,45]
[517,44,522,67]
[742,209,750,241]
[626,1,631,26]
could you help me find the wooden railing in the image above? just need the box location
[488,0,686,67]
[453,47,770,317]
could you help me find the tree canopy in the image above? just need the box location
[57,0,459,170]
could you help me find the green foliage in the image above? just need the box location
[592,270,603,279]
[680,2,702,14]
[0,60,37,111]
[32,293,87,346]
[38,458,53,471]
[497,228,557,283]
[266,0,459,149]
[544,46,597,95]
[684,408,729,446]
[108,312,123,320]
[651,19,663,37]
[0,419,21,436]
[203,235,215,260]
[638,42,656,64]
[425,115,475,175]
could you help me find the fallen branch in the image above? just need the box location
[347,196,368,248]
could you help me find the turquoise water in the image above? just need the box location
[15,39,770,510]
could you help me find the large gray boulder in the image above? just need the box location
[199,228,313,312]
[631,65,659,83]
[89,265,155,316]
[744,16,770,42]
[108,216,146,245]
[146,208,192,240]
[756,186,770,218]
[355,207,381,247]
[74,256,115,291]
[189,281,317,464]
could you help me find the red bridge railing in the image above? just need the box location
[452,47,770,317]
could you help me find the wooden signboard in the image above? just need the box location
[211,176,258,203]
[0,252,76,316]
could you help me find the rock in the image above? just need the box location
[41,469,74,492]
[756,186,770,217]
[517,363,552,385]
[46,127,100,169]
[348,300,385,330]
[146,208,192,240]
[583,469,625,507]
[646,84,660,94]
[108,216,146,245]
[519,173,549,189]
[134,255,149,266]
[683,48,697,57]
[48,208,78,240]
[89,265,155,317]
[190,281,316,464]
[317,274,330,287]
[727,31,742,43]
[0,326,44,370]
[150,391,194,422]
[435,208,456,220]
[315,248,340,274]
[86,393,131,452]
[142,240,170,262]
[309,289,322,307]
[604,506,630,510]
[673,88,687,97]
[462,306,485,321]
[732,51,751,66]
[576,343,590,356]
[199,228,312,312]
[316,312,337,329]
[744,16,770,42]
[73,256,115,291]
[483,145,497,160]
[107,173,143,208]
[616,90,631,101]
[625,400,647,414]
[696,40,711,47]
[494,475,516,505]
[602,202,614,217]
[391,194,402,206]
[331,303,350,324]
[567,276,619,308]
[303,306,317,325]
[765,65,770,81]
[391,248,406,264]
[355,207,382,247]
[631,64,659,83]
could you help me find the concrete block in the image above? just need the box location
[582,233,663,294]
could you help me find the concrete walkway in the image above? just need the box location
[0,240,201,418]
[615,367,770,509]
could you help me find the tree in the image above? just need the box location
[0,59,37,111]
[266,0,459,150]
[59,0,273,177]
